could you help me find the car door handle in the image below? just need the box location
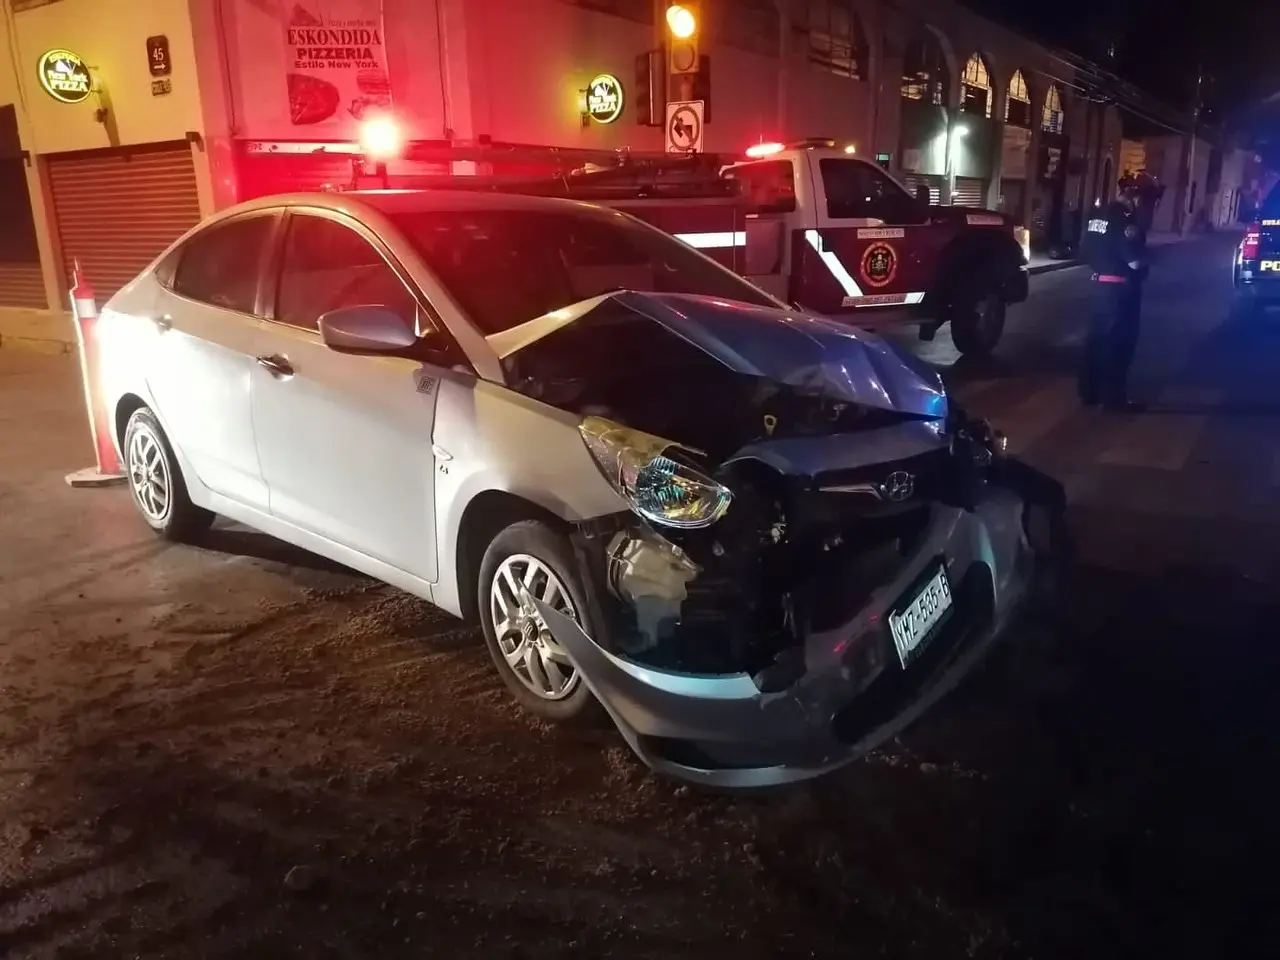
[151,315,172,332]
[255,354,294,377]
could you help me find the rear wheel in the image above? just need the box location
[123,407,215,542]
[950,285,1007,357]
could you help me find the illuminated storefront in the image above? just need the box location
[0,0,1116,320]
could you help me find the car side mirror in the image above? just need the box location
[318,305,417,355]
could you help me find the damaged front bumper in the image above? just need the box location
[534,461,1065,789]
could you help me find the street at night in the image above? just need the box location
[2,232,1277,958]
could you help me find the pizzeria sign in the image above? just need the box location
[38,48,92,104]
[585,74,623,124]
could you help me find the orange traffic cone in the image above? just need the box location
[65,260,126,488]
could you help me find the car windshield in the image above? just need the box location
[387,207,778,335]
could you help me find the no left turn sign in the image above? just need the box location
[665,100,705,154]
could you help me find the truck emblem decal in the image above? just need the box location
[860,242,898,288]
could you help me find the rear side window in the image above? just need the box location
[728,160,796,213]
[275,214,419,332]
[172,215,275,314]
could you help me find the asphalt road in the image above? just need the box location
[2,232,1278,959]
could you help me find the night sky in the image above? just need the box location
[961,0,1279,123]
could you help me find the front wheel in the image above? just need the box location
[477,520,601,723]
[950,287,1007,357]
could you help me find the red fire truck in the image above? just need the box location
[238,131,1031,356]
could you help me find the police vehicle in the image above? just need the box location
[1233,184,1280,315]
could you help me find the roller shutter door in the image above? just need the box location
[900,174,945,205]
[951,177,987,208]
[236,148,358,200]
[47,141,202,301]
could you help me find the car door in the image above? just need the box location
[146,211,281,510]
[808,156,939,306]
[250,207,443,582]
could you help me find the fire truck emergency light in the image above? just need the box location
[745,142,783,158]
[666,4,697,38]
[359,116,403,161]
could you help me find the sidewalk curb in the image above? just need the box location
[0,333,74,356]
[1028,260,1082,276]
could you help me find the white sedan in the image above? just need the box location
[97,189,1049,788]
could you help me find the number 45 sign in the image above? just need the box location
[146,35,171,78]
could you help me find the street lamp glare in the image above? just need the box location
[954,125,969,137]
[666,4,696,39]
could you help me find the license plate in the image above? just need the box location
[889,564,953,665]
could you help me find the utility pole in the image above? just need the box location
[1183,63,1204,233]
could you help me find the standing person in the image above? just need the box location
[1078,175,1149,412]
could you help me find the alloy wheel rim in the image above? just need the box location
[128,425,170,522]
[489,554,580,701]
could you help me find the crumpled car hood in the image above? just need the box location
[487,291,947,419]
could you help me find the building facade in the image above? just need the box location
[0,0,1128,326]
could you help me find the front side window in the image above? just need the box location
[819,159,923,222]
[275,213,419,331]
[388,207,778,336]
[172,214,275,314]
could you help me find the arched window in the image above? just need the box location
[901,31,950,106]
[806,0,868,80]
[1006,69,1032,127]
[1042,84,1064,134]
[961,53,992,118]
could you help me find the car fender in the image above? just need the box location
[428,376,628,617]
[932,230,1024,307]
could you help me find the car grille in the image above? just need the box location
[808,448,950,516]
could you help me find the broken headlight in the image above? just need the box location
[579,416,732,529]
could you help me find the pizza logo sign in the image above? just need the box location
[38,49,91,104]
[860,242,898,288]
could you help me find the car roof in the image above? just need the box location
[221,188,608,221]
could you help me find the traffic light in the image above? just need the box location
[665,3,699,76]
[691,54,711,123]
[634,48,664,126]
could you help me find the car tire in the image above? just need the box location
[477,519,602,724]
[122,407,215,542]
[950,284,1007,357]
